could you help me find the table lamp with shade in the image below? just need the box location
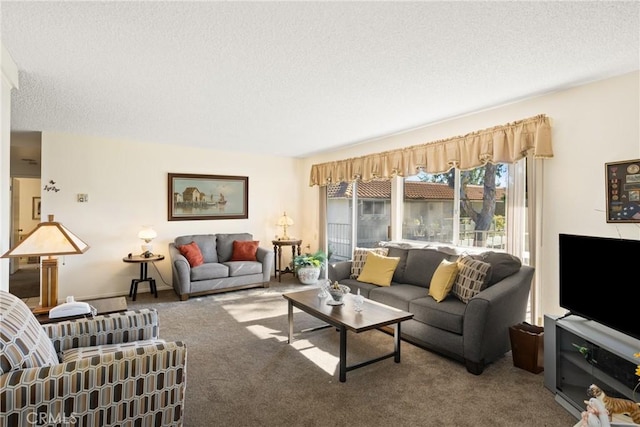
[1,214,90,314]
[277,212,294,240]
[138,226,157,255]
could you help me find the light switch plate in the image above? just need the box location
[77,193,88,202]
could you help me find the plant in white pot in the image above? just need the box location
[293,250,327,285]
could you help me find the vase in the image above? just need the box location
[297,266,321,285]
[353,288,364,312]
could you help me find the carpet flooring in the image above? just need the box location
[127,278,579,427]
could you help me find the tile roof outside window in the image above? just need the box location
[328,181,505,201]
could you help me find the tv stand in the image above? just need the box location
[544,314,640,425]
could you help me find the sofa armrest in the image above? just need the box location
[256,246,274,282]
[169,242,192,296]
[462,266,534,364]
[43,309,159,353]
[0,341,187,425]
[328,261,352,282]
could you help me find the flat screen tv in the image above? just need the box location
[559,233,640,341]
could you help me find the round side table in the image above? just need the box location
[122,254,165,300]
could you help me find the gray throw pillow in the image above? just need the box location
[477,251,522,286]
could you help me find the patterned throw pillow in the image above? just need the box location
[350,247,390,278]
[177,241,204,267]
[451,255,492,304]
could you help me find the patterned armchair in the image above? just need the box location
[0,290,187,426]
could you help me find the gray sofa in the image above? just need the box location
[328,244,534,374]
[169,233,274,300]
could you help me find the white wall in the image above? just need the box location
[300,71,640,321]
[42,133,302,300]
[1,43,20,292]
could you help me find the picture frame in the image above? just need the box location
[605,158,640,223]
[32,197,41,220]
[168,173,248,221]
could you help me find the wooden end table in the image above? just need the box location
[272,239,302,282]
[36,296,128,324]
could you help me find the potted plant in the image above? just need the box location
[293,250,327,285]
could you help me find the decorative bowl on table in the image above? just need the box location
[327,284,351,306]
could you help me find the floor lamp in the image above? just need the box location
[2,214,90,314]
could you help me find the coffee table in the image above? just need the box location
[283,289,413,382]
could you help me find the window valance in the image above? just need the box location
[309,114,552,186]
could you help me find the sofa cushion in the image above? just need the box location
[0,290,60,376]
[452,255,492,303]
[338,278,379,299]
[409,296,466,335]
[191,263,229,281]
[350,247,389,278]
[177,241,205,267]
[231,240,260,261]
[175,234,218,263]
[216,233,253,262]
[386,246,410,283]
[369,284,427,312]
[476,251,522,286]
[428,259,459,302]
[356,251,400,286]
[225,261,264,277]
[403,248,451,288]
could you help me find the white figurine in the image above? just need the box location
[580,397,611,427]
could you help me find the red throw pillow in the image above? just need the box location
[177,241,204,267]
[231,240,260,261]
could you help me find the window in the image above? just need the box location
[402,164,510,250]
[403,171,454,243]
[326,180,391,262]
[325,161,526,256]
[326,162,527,259]
[361,200,385,216]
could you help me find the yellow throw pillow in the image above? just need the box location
[356,251,400,287]
[428,259,459,302]
[350,247,390,278]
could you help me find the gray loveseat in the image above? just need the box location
[329,244,533,374]
[169,233,274,301]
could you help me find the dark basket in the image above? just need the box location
[509,322,544,374]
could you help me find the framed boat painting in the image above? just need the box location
[168,173,248,221]
[605,159,640,223]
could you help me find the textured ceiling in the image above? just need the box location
[2,1,639,158]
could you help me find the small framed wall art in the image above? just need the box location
[32,197,41,220]
[605,159,640,223]
[168,173,248,221]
